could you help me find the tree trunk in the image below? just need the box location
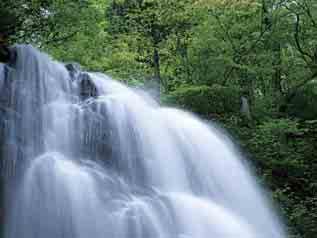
[153,48,160,83]
[272,43,282,95]
[152,47,161,98]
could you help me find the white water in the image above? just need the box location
[0,45,286,238]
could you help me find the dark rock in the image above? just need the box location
[0,46,16,65]
[65,63,81,80]
[65,63,98,100]
[79,73,98,100]
[0,46,10,63]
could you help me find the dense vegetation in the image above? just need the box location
[1,0,317,237]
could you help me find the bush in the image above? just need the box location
[287,82,317,120]
[163,84,241,116]
[246,119,317,238]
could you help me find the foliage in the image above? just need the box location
[287,81,317,119]
[245,119,317,237]
[163,84,241,116]
[105,0,195,90]
[2,0,317,237]
[0,0,91,44]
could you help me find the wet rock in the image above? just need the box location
[0,46,10,63]
[79,73,98,100]
[0,46,17,66]
[65,63,81,80]
[65,63,98,100]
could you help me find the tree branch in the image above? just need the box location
[294,13,313,63]
[44,31,78,46]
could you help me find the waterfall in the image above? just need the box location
[0,45,286,238]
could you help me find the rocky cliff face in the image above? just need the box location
[0,46,109,238]
[0,48,100,179]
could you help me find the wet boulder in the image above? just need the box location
[0,46,17,66]
[65,63,81,80]
[65,63,98,100]
[79,73,98,100]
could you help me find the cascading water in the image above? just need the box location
[0,45,286,238]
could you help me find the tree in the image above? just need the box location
[0,0,93,45]
[106,0,194,93]
[279,1,317,108]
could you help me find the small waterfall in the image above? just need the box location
[0,45,286,238]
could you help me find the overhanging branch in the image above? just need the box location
[294,13,313,63]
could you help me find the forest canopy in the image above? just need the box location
[1,1,317,237]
